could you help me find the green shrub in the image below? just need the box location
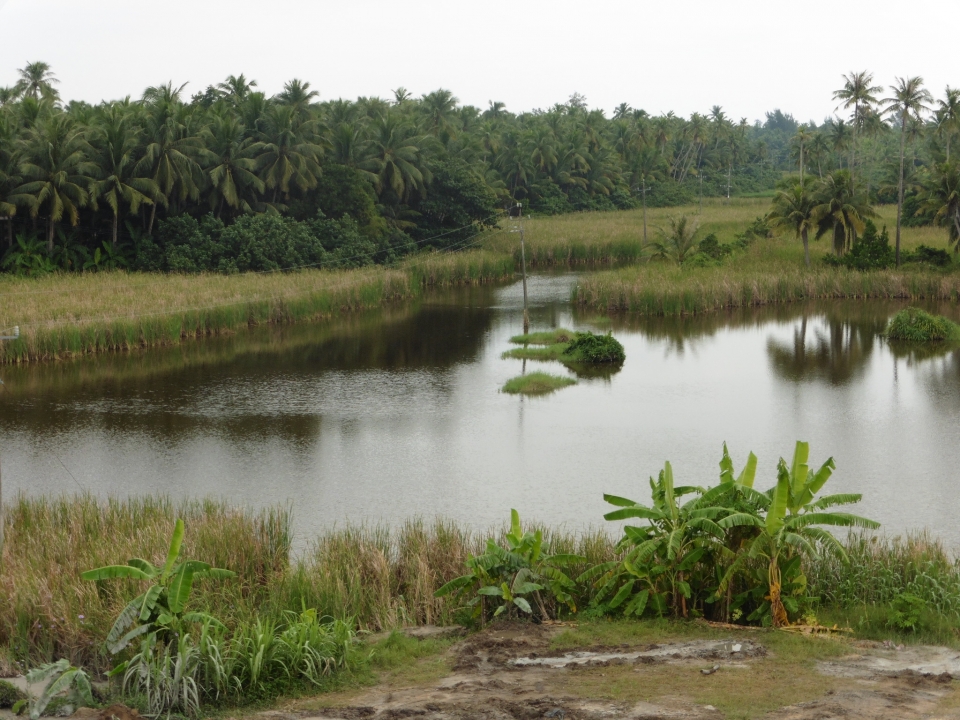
[885,307,960,342]
[888,593,926,632]
[0,680,26,709]
[697,233,730,260]
[564,331,626,363]
[905,244,953,267]
[822,221,895,270]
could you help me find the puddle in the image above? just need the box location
[509,639,761,667]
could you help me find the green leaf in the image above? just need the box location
[181,612,226,627]
[624,589,649,616]
[549,553,587,566]
[513,596,533,614]
[789,441,810,501]
[80,565,152,582]
[508,509,522,545]
[105,595,145,650]
[162,518,185,580]
[108,623,152,655]
[139,584,163,622]
[663,462,677,520]
[738,452,758,488]
[126,558,159,577]
[767,461,790,536]
[603,493,640,508]
[478,585,505,597]
[603,506,662,522]
[167,563,196,614]
[719,443,735,484]
[513,582,544,595]
[609,580,635,609]
[434,574,475,597]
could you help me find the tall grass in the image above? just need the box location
[808,531,960,617]
[0,496,614,673]
[0,250,515,364]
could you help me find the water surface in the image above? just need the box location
[3,276,959,547]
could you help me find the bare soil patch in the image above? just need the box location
[266,623,960,719]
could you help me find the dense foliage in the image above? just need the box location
[564,331,626,363]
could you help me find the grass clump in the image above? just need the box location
[501,371,576,395]
[884,307,960,342]
[503,328,625,365]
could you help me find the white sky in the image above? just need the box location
[0,0,957,124]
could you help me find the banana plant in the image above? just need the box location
[435,509,585,621]
[582,460,730,619]
[82,518,235,654]
[718,442,879,626]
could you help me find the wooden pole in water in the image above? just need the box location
[518,203,529,334]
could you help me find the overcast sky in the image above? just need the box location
[0,0,956,124]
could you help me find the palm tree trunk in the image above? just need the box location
[47,215,55,255]
[768,558,788,628]
[642,177,648,245]
[896,110,908,267]
[148,202,157,236]
[802,227,810,267]
[5,218,11,248]
[112,213,118,248]
[799,142,804,187]
[727,162,732,201]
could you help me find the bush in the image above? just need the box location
[0,680,26,709]
[564,332,626,363]
[697,233,731,261]
[885,307,960,342]
[888,593,926,632]
[823,221,894,270]
[904,244,953,267]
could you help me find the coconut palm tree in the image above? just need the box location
[89,106,159,247]
[216,74,257,106]
[651,215,699,264]
[361,114,429,203]
[791,126,814,186]
[883,77,932,265]
[136,84,204,233]
[768,177,819,266]
[255,104,324,202]
[14,61,60,102]
[832,71,881,184]
[13,114,96,253]
[201,114,264,218]
[812,170,874,255]
[935,87,960,162]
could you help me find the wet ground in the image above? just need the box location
[281,623,960,720]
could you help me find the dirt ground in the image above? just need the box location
[273,622,960,720]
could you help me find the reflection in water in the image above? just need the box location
[4,278,960,548]
[766,314,885,385]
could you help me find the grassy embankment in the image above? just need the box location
[500,371,576,394]
[0,250,514,364]
[6,495,960,678]
[564,200,960,314]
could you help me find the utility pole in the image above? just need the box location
[640,177,649,245]
[0,326,19,555]
[517,204,529,334]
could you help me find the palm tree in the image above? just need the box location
[812,170,873,255]
[136,83,204,233]
[14,61,60,102]
[883,76,932,265]
[13,114,96,253]
[829,118,852,170]
[832,71,881,184]
[216,74,257,106]
[935,87,960,162]
[808,133,830,179]
[919,162,960,252]
[420,89,459,139]
[276,79,319,120]
[768,178,818,266]
[361,114,429,203]
[201,114,264,218]
[255,104,324,202]
[89,107,159,247]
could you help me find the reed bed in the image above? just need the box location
[0,250,515,364]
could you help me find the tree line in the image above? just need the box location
[0,63,957,274]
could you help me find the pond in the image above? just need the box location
[3,275,960,548]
